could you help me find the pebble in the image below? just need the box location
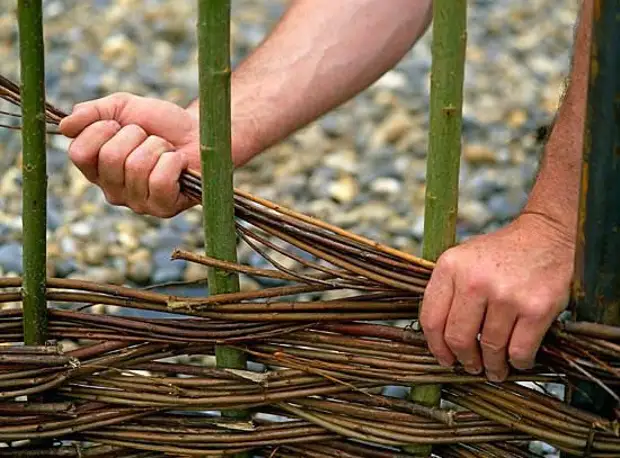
[463,143,497,164]
[370,177,402,196]
[0,243,22,274]
[459,200,493,231]
[370,110,415,149]
[328,175,359,204]
[183,261,209,283]
[323,149,359,174]
[487,188,529,221]
[240,276,260,292]
[69,267,124,285]
[126,248,152,284]
[83,243,108,265]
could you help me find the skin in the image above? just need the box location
[421,0,592,381]
[59,0,592,382]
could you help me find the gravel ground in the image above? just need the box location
[0,1,580,455]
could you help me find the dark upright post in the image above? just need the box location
[571,0,620,418]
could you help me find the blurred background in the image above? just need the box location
[0,0,578,291]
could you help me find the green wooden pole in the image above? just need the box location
[407,1,467,456]
[196,1,249,452]
[18,0,48,346]
[570,0,620,420]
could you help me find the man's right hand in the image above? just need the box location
[59,93,200,218]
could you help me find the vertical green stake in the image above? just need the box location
[570,0,620,420]
[18,0,48,346]
[407,0,467,456]
[197,1,249,453]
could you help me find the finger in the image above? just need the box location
[98,124,148,190]
[124,136,174,210]
[444,281,487,374]
[508,312,556,370]
[68,120,121,183]
[479,303,517,382]
[60,93,194,144]
[420,260,456,366]
[147,151,191,217]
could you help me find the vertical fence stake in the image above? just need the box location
[18,0,48,346]
[570,0,620,421]
[197,1,249,455]
[406,1,467,456]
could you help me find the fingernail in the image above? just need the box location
[437,358,452,367]
[465,365,482,375]
[486,372,501,382]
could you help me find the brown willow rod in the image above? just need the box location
[443,388,620,453]
[230,194,431,277]
[231,198,431,284]
[234,223,369,288]
[227,216,425,293]
[278,403,525,447]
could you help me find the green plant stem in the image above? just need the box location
[196,0,249,452]
[407,1,467,456]
[18,0,48,346]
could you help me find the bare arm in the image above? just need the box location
[190,0,433,166]
[522,0,592,240]
[60,0,432,216]
[420,0,592,382]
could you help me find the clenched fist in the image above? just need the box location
[420,213,575,382]
[59,93,200,217]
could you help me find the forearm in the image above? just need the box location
[189,0,432,166]
[522,0,592,239]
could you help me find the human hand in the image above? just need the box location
[59,93,200,218]
[420,213,575,382]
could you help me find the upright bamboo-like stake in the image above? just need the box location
[18,0,48,346]
[570,0,620,420]
[407,1,467,456]
[196,0,249,446]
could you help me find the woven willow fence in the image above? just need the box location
[1,0,619,457]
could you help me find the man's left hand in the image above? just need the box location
[420,212,575,382]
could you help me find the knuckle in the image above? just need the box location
[68,142,86,165]
[461,273,486,296]
[125,123,147,138]
[103,190,124,206]
[489,281,513,302]
[435,249,458,273]
[420,314,443,334]
[106,92,134,118]
[148,172,170,194]
[480,338,506,354]
[445,332,470,352]
[100,119,121,135]
[109,92,132,106]
[150,207,176,219]
[508,346,532,367]
[99,140,121,160]
[520,297,553,320]
[124,153,144,176]
[145,134,164,146]
[130,204,147,216]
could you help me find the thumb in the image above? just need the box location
[59,93,195,145]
